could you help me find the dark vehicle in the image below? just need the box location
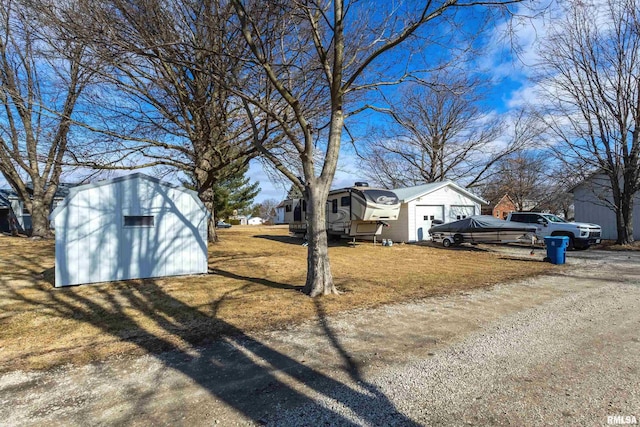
[216,221,232,229]
[429,215,537,247]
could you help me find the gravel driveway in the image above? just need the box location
[2,248,639,426]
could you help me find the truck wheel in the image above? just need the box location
[453,234,464,245]
[552,232,575,250]
[443,238,452,248]
[573,241,589,250]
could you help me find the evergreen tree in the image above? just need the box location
[213,163,260,221]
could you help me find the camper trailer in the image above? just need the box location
[287,182,401,238]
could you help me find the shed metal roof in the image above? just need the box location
[391,181,488,205]
[50,173,207,220]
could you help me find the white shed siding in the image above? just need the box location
[572,174,640,240]
[53,174,208,287]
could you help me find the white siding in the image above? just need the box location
[449,205,475,222]
[415,205,445,240]
[53,175,208,287]
[573,173,640,240]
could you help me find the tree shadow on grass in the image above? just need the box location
[209,268,303,292]
[2,265,419,425]
[255,234,369,248]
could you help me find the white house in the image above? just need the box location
[50,173,209,287]
[247,216,264,225]
[570,172,640,240]
[381,181,487,242]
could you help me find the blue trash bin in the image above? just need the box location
[544,236,569,264]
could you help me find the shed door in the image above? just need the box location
[449,205,475,222]
[415,205,444,241]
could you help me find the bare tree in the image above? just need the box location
[61,0,282,242]
[359,75,511,188]
[538,0,640,243]
[0,0,95,238]
[232,0,521,296]
[255,198,280,222]
[481,150,548,210]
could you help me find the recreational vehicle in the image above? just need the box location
[287,182,401,238]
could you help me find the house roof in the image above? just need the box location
[50,173,207,220]
[567,169,608,193]
[0,191,10,209]
[0,182,78,201]
[391,180,488,205]
[26,182,77,199]
[492,193,516,208]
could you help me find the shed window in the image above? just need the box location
[285,204,292,212]
[124,215,154,227]
[341,196,350,206]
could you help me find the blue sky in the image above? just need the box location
[1,1,551,204]
[250,1,548,203]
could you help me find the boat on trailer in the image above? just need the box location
[429,215,538,247]
[287,182,401,238]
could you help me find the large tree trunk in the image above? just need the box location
[201,189,218,243]
[29,197,53,239]
[303,184,338,296]
[194,163,218,243]
[615,190,634,244]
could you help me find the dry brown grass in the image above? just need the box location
[592,240,640,251]
[0,226,553,372]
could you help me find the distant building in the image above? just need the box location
[481,194,516,220]
[570,172,640,240]
[247,216,264,225]
[0,183,76,234]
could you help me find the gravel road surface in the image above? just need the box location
[1,248,639,426]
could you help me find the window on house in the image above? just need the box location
[124,215,155,227]
[341,196,350,206]
[302,200,307,211]
[332,199,338,213]
[285,204,292,212]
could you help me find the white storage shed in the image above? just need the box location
[50,173,209,287]
[381,181,486,242]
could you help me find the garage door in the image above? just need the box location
[415,205,444,241]
[449,205,475,222]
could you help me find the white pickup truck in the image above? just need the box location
[506,212,602,250]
